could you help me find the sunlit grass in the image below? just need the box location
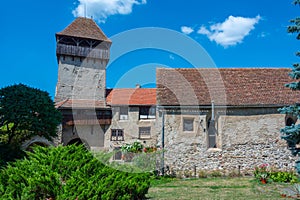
[147,177,287,200]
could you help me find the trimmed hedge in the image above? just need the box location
[0,145,151,200]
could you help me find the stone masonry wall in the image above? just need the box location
[55,56,107,102]
[106,106,158,151]
[218,114,296,173]
[160,111,297,175]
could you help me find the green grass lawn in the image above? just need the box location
[146,177,290,200]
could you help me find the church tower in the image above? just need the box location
[55,17,111,104]
[54,17,112,148]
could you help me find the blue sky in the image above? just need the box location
[0,0,299,98]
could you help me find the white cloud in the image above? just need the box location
[181,26,194,35]
[198,15,261,47]
[258,32,269,38]
[73,0,147,23]
[197,26,210,35]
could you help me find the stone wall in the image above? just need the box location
[106,106,158,152]
[55,55,107,102]
[159,110,297,175]
[218,114,296,173]
[61,124,106,151]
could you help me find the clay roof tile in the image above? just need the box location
[106,88,156,106]
[56,17,111,42]
[156,68,300,106]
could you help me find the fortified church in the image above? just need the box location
[51,17,300,173]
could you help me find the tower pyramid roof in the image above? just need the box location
[56,17,111,42]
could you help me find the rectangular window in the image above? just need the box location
[208,120,217,148]
[139,127,151,139]
[139,106,156,119]
[113,147,122,160]
[111,129,124,141]
[183,118,194,132]
[119,107,128,120]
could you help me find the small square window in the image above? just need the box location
[111,129,124,141]
[113,147,122,160]
[139,127,151,139]
[119,107,128,120]
[183,118,194,132]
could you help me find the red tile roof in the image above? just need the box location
[157,68,300,106]
[56,17,111,42]
[106,88,156,106]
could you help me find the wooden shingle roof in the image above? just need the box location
[157,68,300,106]
[56,17,111,42]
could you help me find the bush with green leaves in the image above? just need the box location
[269,171,298,183]
[0,145,151,200]
[121,141,144,153]
[253,163,298,183]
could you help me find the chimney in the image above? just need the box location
[136,84,141,88]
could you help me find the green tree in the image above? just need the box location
[0,84,61,147]
[279,0,300,174]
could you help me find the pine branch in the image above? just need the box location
[279,104,300,116]
[289,69,300,79]
[285,81,300,90]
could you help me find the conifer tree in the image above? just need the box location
[279,0,300,174]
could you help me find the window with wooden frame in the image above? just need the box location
[139,127,151,139]
[119,106,128,120]
[111,129,124,141]
[183,118,194,132]
[139,106,156,119]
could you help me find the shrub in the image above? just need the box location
[228,170,241,178]
[269,171,298,183]
[0,145,151,200]
[131,151,159,172]
[183,170,193,178]
[121,141,144,153]
[209,170,223,177]
[198,170,208,178]
[254,163,269,179]
[253,163,298,183]
[176,171,183,179]
[0,144,26,168]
